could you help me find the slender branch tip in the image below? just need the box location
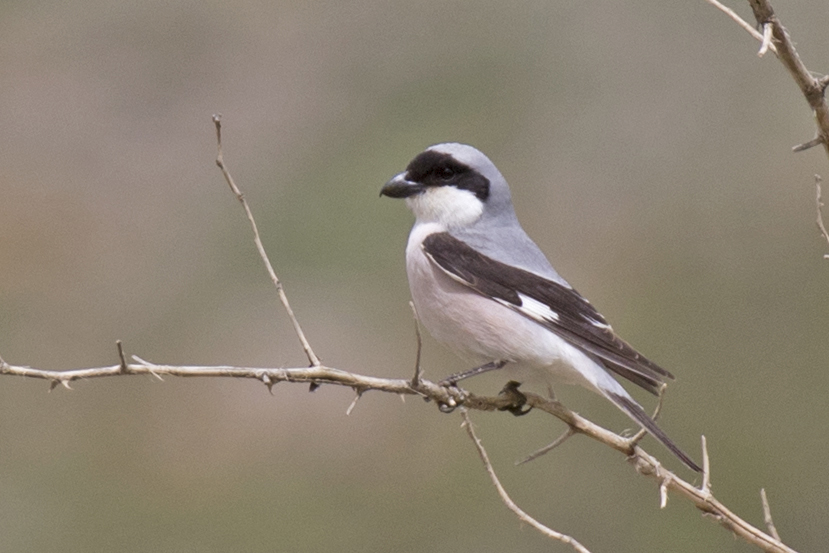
[760,488,782,541]
[211,117,321,367]
[792,136,824,152]
[461,409,592,553]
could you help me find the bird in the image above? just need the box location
[380,142,700,472]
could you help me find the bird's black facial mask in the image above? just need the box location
[402,150,490,201]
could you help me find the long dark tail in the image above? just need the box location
[605,391,701,472]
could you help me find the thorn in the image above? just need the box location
[61,380,72,390]
[792,136,824,152]
[458,408,475,431]
[309,381,320,392]
[660,478,669,509]
[760,488,781,541]
[399,394,406,403]
[758,22,773,57]
[700,435,712,495]
[346,389,364,416]
[116,340,129,374]
[261,373,275,395]
[653,383,667,422]
[49,380,59,392]
[132,356,164,380]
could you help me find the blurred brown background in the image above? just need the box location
[1,1,828,551]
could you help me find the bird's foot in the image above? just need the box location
[498,380,532,416]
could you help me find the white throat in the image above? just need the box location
[405,186,484,229]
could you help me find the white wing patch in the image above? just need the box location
[516,293,560,324]
[584,315,611,330]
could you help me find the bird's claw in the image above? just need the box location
[498,380,532,416]
[438,401,458,413]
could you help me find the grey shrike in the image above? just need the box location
[380,143,700,472]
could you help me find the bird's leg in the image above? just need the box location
[439,359,508,386]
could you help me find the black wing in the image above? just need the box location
[422,232,674,395]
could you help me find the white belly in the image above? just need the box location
[405,223,602,391]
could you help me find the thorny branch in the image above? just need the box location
[0,356,799,553]
[213,114,320,367]
[707,0,829,163]
[460,409,591,553]
[707,1,829,255]
[746,0,829,161]
[705,0,777,55]
[0,114,802,553]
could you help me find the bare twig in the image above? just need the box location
[704,0,777,55]
[760,488,782,541]
[212,114,320,367]
[460,409,592,553]
[792,136,823,153]
[815,175,829,258]
[515,427,575,465]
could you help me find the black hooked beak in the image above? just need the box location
[380,172,425,198]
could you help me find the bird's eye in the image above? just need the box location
[437,166,455,180]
